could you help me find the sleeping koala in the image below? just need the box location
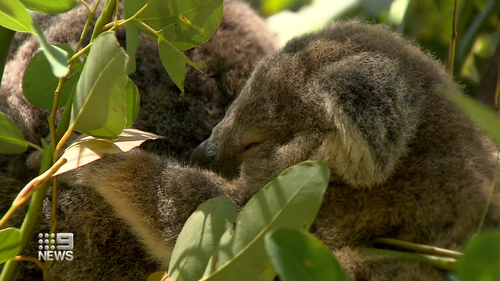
[0,1,276,280]
[61,21,500,280]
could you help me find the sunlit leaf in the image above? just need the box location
[32,24,69,77]
[125,79,140,126]
[0,228,21,263]
[265,229,349,281]
[158,40,204,95]
[23,44,82,109]
[71,31,129,139]
[0,112,27,154]
[124,0,223,50]
[125,24,139,75]
[0,0,33,33]
[54,128,162,176]
[169,197,237,281]
[20,0,77,14]
[147,271,170,281]
[202,161,330,281]
[458,230,500,281]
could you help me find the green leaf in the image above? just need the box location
[445,90,500,149]
[158,40,204,95]
[458,230,500,281]
[125,24,139,75]
[19,0,77,14]
[70,31,129,139]
[0,228,21,263]
[32,24,69,77]
[0,112,27,154]
[23,44,82,109]
[124,0,223,50]
[202,161,330,281]
[265,229,349,281]
[125,79,140,127]
[169,197,237,281]
[0,0,33,33]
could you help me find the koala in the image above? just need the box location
[0,1,276,280]
[58,20,500,281]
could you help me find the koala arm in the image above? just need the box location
[58,149,242,268]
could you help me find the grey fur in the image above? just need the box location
[0,1,276,280]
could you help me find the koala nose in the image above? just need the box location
[190,137,219,169]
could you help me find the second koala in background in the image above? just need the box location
[0,0,276,280]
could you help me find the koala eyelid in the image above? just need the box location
[244,142,262,152]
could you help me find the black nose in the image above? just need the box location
[190,137,219,168]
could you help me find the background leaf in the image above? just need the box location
[125,24,139,75]
[202,161,330,281]
[0,112,27,154]
[125,79,140,126]
[70,31,129,139]
[458,230,500,281]
[265,229,349,281]
[0,0,33,33]
[19,0,77,14]
[0,228,21,263]
[31,24,69,77]
[23,44,82,109]
[168,197,237,281]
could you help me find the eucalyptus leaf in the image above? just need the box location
[125,24,139,75]
[20,0,77,14]
[0,0,33,33]
[124,0,223,50]
[202,161,330,281]
[458,230,500,281]
[125,79,140,126]
[168,197,237,281]
[31,24,69,77]
[23,44,81,109]
[70,31,129,139]
[0,228,21,263]
[0,112,27,154]
[265,229,349,281]
[158,40,204,95]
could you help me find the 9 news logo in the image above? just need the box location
[37,233,74,261]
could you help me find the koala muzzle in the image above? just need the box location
[190,137,219,169]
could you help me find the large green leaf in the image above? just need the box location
[20,0,77,14]
[23,44,82,109]
[70,31,129,139]
[158,40,204,95]
[0,0,32,33]
[168,197,237,281]
[458,230,500,281]
[125,79,140,127]
[125,24,139,75]
[0,112,27,154]
[265,229,349,281]
[32,24,69,77]
[0,228,21,263]
[124,0,223,50]
[202,161,330,281]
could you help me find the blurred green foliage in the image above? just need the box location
[250,0,500,102]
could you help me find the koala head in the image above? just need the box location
[191,20,454,192]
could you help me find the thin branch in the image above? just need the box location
[373,237,462,259]
[446,0,458,76]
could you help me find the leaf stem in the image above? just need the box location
[0,256,47,280]
[359,247,458,272]
[446,0,458,76]
[372,238,462,259]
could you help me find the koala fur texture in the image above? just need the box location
[62,21,500,281]
[0,1,276,280]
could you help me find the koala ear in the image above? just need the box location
[311,52,421,188]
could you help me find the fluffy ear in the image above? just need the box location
[311,52,421,187]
